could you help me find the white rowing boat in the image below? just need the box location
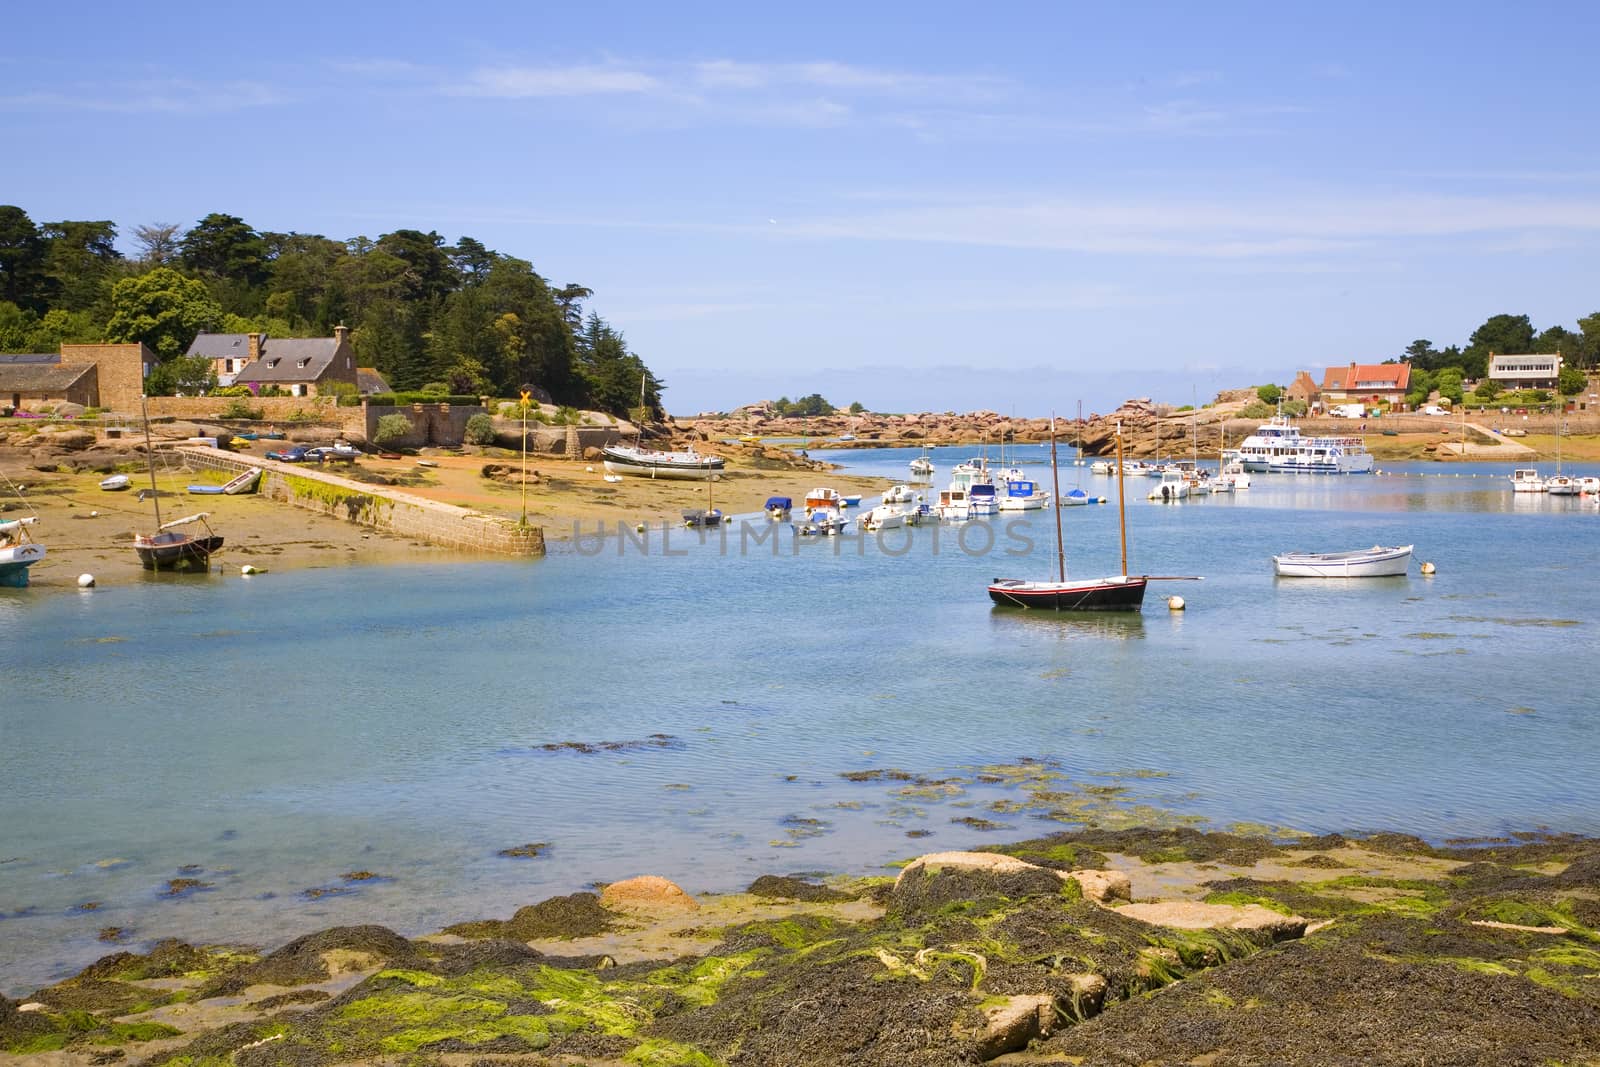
[1272,544,1413,578]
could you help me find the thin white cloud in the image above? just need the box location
[0,79,283,114]
[455,65,662,98]
[692,58,1012,101]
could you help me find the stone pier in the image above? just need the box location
[175,447,544,557]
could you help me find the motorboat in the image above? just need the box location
[968,482,998,515]
[936,487,971,522]
[601,444,725,480]
[1267,435,1375,474]
[99,474,130,491]
[859,503,907,531]
[840,494,862,508]
[1546,475,1580,496]
[1510,469,1546,493]
[909,449,935,479]
[1578,476,1600,495]
[765,496,793,520]
[1147,469,1188,501]
[798,488,848,536]
[997,477,1047,511]
[883,484,917,503]
[1090,459,1115,476]
[1272,544,1414,578]
[1221,461,1251,490]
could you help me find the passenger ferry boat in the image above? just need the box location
[1235,416,1373,474]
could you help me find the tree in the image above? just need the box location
[41,220,122,313]
[1405,368,1436,408]
[0,205,50,312]
[132,223,182,266]
[1435,366,1465,405]
[849,401,866,414]
[1403,339,1439,371]
[180,213,269,287]
[374,229,457,303]
[373,413,413,448]
[1469,313,1535,355]
[1575,312,1600,370]
[1473,378,1502,402]
[450,237,497,283]
[104,267,223,359]
[1256,383,1282,405]
[1557,364,1585,396]
[145,354,218,396]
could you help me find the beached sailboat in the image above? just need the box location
[988,420,1165,612]
[0,516,46,587]
[133,396,223,571]
[682,470,725,527]
[604,379,726,480]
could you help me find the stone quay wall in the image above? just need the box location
[361,403,485,448]
[176,447,544,557]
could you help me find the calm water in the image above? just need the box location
[2,445,1597,994]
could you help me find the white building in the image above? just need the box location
[1488,353,1561,391]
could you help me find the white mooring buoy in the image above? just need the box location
[1167,595,1186,611]
[1420,561,1436,575]
[77,573,95,588]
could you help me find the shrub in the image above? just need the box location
[220,398,265,420]
[420,381,450,396]
[1240,400,1273,419]
[373,413,413,448]
[215,385,253,397]
[464,413,497,446]
[1256,384,1282,405]
[321,380,358,401]
[556,405,580,426]
[1282,398,1308,416]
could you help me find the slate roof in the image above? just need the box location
[357,367,392,394]
[185,333,261,360]
[235,338,341,383]
[0,362,95,392]
[0,353,61,365]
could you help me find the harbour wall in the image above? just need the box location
[175,447,544,557]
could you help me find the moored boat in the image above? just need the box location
[1272,544,1413,578]
[1147,469,1188,501]
[799,487,848,536]
[765,496,792,520]
[134,513,224,571]
[99,474,130,491]
[1510,469,1546,493]
[187,469,261,496]
[997,476,1046,510]
[883,484,916,504]
[859,503,907,531]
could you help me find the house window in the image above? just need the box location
[297,359,309,368]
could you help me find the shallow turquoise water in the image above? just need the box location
[2,446,1596,993]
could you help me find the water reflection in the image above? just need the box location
[989,608,1146,641]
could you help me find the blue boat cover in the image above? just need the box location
[765,496,792,508]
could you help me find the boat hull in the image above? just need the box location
[134,534,224,571]
[1272,545,1412,578]
[988,576,1148,612]
[601,446,724,481]
[0,544,45,587]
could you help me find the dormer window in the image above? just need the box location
[267,358,279,367]
[297,358,309,368]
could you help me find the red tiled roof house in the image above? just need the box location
[1320,362,1411,407]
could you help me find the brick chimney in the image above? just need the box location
[334,324,350,348]
[247,332,262,362]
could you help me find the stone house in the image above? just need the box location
[185,332,263,386]
[233,326,358,397]
[0,342,155,413]
[1286,370,1321,408]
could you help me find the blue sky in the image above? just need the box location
[4,1,1598,414]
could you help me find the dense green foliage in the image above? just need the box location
[464,413,497,445]
[1255,383,1282,405]
[771,393,837,416]
[0,205,661,415]
[373,414,413,448]
[1399,311,1600,377]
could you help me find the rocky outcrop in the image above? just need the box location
[600,875,699,914]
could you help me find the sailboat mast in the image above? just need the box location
[1115,422,1129,577]
[140,394,163,529]
[1049,415,1065,583]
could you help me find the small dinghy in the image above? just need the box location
[1272,544,1413,578]
[99,474,130,491]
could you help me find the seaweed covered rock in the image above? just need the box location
[890,851,1074,921]
[198,925,415,997]
[443,891,614,941]
[0,996,56,1052]
[1115,900,1308,940]
[746,875,857,903]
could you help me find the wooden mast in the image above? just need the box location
[1115,422,1129,577]
[140,394,162,530]
[1049,414,1065,582]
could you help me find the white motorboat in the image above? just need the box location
[859,503,907,531]
[1090,459,1115,476]
[1221,461,1251,489]
[1272,544,1414,578]
[99,474,131,491]
[1546,475,1580,496]
[1147,469,1188,501]
[1510,469,1546,493]
[997,477,1046,510]
[883,484,917,503]
[909,448,935,479]
[1578,476,1600,495]
[601,444,725,480]
[936,486,971,522]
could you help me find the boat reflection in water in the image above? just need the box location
[989,608,1146,641]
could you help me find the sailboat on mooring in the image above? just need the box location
[988,419,1198,611]
[132,396,224,571]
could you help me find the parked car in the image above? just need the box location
[265,445,310,462]
[1420,405,1448,416]
[305,443,360,463]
